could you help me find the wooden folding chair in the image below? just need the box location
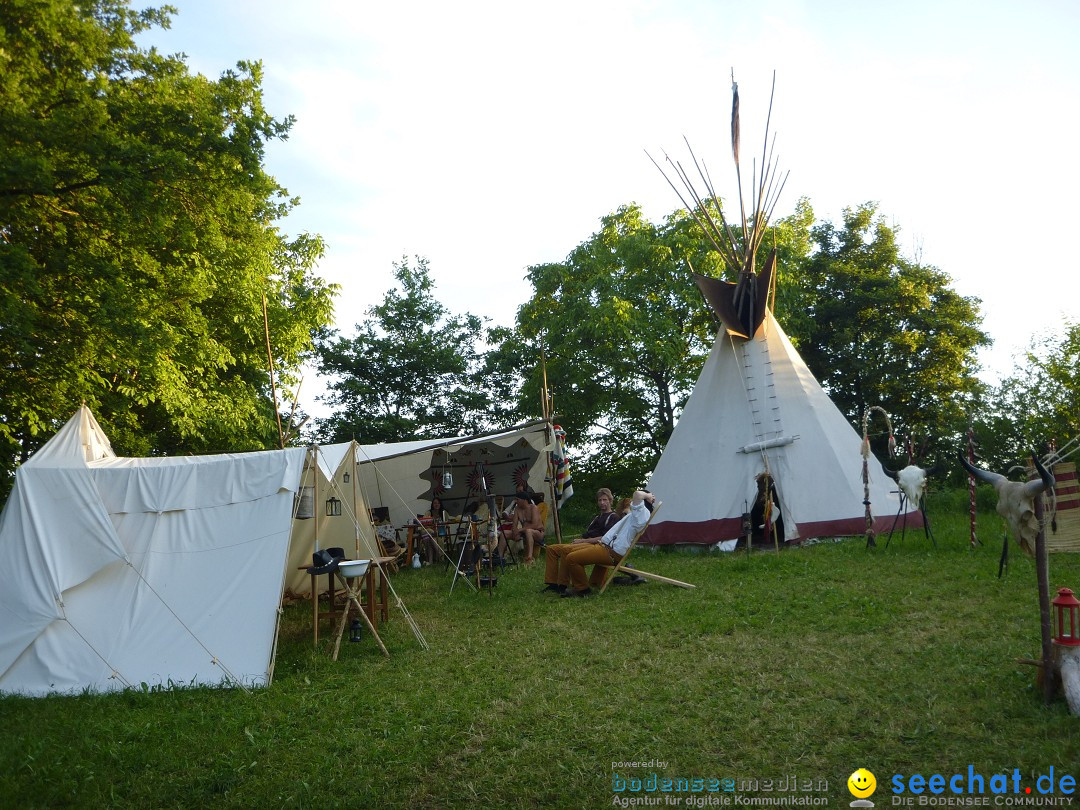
[597,502,696,594]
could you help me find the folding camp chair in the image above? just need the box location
[597,502,696,594]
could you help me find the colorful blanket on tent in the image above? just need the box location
[553,424,574,507]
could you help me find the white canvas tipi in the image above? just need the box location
[645,74,918,546]
[645,308,918,545]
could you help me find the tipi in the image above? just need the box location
[644,74,918,546]
[645,303,917,545]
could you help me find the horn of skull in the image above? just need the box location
[958,452,1055,554]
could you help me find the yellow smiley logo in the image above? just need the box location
[848,768,877,798]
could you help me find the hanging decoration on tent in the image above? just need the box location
[552,424,574,508]
[466,464,494,495]
[295,485,315,520]
[440,450,454,490]
[419,439,542,514]
[511,463,530,493]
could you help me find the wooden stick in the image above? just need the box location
[334,573,389,658]
[609,566,695,589]
[1036,485,1054,704]
[262,293,284,449]
[331,593,350,662]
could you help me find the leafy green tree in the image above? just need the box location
[0,0,336,498]
[315,257,501,443]
[977,322,1080,469]
[794,203,990,459]
[516,205,745,492]
[508,200,816,495]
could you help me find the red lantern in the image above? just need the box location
[1052,587,1080,647]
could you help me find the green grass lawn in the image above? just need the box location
[2,503,1079,809]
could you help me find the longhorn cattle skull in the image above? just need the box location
[958,452,1055,553]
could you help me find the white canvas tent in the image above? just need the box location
[352,420,555,530]
[283,442,384,598]
[0,406,307,696]
[646,77,919,547]
[645,310,919,546]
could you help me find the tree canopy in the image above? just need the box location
[977,322,1080,469]
[513,204,716,492]
[315,257,504,444]
[509,199,989,494]
[0,0,335,496]
[794,203,990,460]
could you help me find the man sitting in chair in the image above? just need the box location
[542,487,620,593]
[545,489,657,598]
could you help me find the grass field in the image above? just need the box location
[2,499,1079,809]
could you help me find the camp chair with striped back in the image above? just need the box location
[597,501,696,594]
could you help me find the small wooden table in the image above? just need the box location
[302,556,395,645]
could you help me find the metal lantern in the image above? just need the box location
[442,471,453,489]
[343,471,350,484]
[294,486,315,520]
[349,618,363,643]
[1052,587,1080,647]
[325,496,342,517]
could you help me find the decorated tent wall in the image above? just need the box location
[645,311,918,546]
[0,407,305,696]
[283,442,383,599]
[353,421,555,530]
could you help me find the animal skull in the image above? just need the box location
[883,462,944,509]
[958,452,1055,554]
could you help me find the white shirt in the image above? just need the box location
[602,499,651,556]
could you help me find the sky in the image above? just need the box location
[137,0,1080,417]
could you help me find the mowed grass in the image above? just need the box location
[2,500,1080,809]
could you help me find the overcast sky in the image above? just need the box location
[138,0,1080,416]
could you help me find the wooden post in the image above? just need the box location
[1036,468,1055,705]
[967,427,979,549]
[262,293,284,449]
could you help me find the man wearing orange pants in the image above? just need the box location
[542,487,620,593]
[555,490,656,598]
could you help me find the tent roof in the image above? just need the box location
[353,420,551,464]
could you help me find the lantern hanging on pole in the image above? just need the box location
[295,486,315,520]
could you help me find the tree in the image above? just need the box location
[510,201,816,495]
[978,322,1080,469]
[0,0,336,498]
[794,203,990,458]
[315,257,500,443]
